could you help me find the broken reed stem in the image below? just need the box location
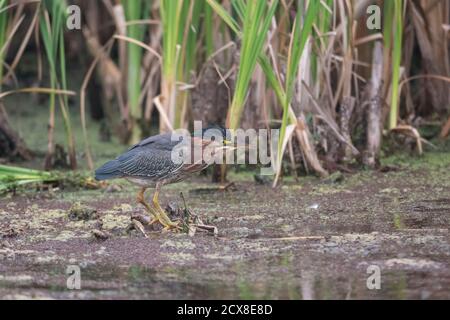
[339,96,356,162]
[388,0,403,130]
[295,115,328,177]
[364,41,384,168]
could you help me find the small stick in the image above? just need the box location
[92,229,111,241]
[131,219,148,238]
[191,224,218,237]
[255,236,325,242]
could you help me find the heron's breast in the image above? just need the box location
[125,177,157,187]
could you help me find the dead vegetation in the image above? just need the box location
[0,1,448,185]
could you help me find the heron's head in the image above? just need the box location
[194,125,233,146]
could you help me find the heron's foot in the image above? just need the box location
[161,220,181,232]
[143,208,180,231]
[136,199,165,229]
[155,209,182,232]
[152,195,182,232]
[137,199,160,224]
[148,217,159,226]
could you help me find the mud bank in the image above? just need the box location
[1,153,449,299]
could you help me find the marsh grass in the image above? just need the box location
[124,0,147,144]
[40,0,76,169]
[387,0,403,130]
[224,0,277,130]
[0,0,449,187]
[0,0,7,87]
[0,164,58,193]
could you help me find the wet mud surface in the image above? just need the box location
[1,156,449,299]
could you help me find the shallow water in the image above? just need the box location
[1,152,450,299]
[1,255,448,299]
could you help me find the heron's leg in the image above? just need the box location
[136,187,159,225]
[152,184,181,231]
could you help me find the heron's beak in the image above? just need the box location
[223,139,233,145]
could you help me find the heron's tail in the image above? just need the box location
[94,160,123,180]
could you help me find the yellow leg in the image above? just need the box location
[148,218,159,226]
[137,187,161,225]
[152,185,181,231]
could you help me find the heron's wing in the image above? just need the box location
[128,132,184,151]
[116,148,183,178]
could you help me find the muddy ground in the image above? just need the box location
[0,151,449,300]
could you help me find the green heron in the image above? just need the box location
[95,127,231,231]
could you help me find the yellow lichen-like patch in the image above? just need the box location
[29,209,66,224]
[163,252,195,262]
[101,212,130,230]
[385,258,442,269]
[117,204,133,213]
[161,239,196,250]
[19,208,69,240]
[52,230,78,241]
[35,253,62,263]
[204,253,240,261]
[6,202,16,209]
[239,215,264,221]
[236,240,276,253]
[311,185,345,195]
[0,275,34,282]
[66,220,91,230]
